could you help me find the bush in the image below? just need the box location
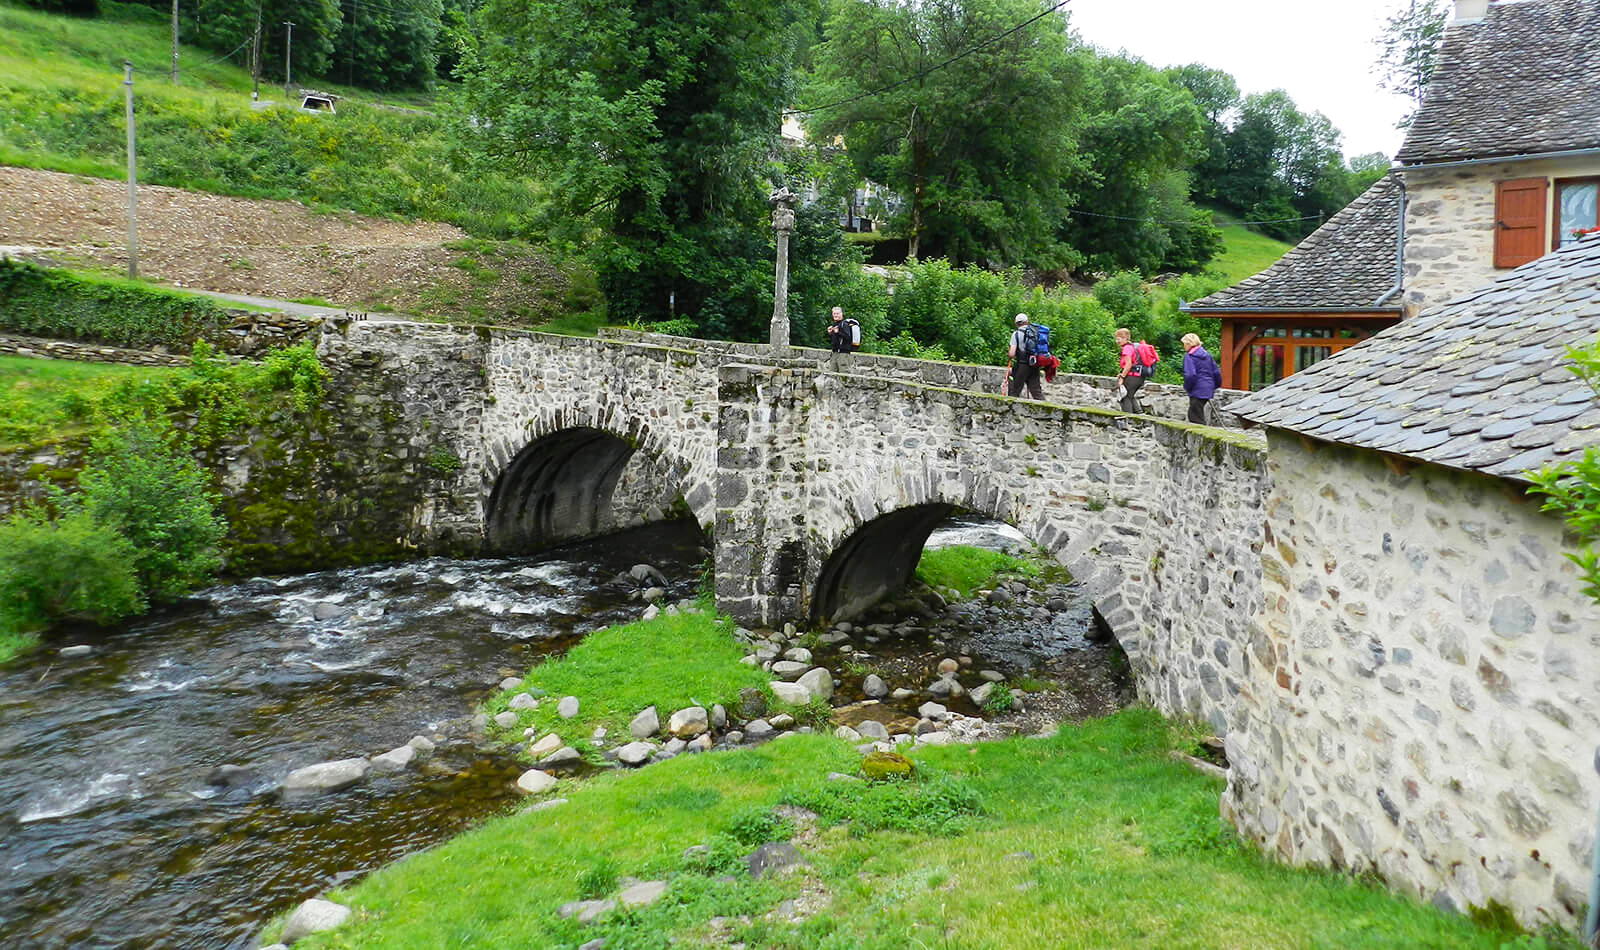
[0,506,143,634]
[0,258,232,348]
[77,422,225,602]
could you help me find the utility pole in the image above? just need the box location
[282,20,295,98]
[250,7,262,100]
[122,61,139,279]
[170,0,179,83]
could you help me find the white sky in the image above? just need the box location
[1065,0,1419,161]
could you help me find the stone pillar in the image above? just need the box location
[769,188,796,351]
[713,362,813,625]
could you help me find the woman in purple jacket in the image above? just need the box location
[1181,333,1222,425]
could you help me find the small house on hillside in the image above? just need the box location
[1184,0,1600,390]
[1222,233,1600,931]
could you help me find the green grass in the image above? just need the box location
[914,544,1039,599]
[1204,207,1295,285]
[284,708,1522,950]
[482,612,771,750]
[0,353,181,449]
[0,626,38,664]
[0,1,541,239]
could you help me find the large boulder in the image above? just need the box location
[769,681,810,705]
[516,769,558,794]
[862,674,888,699]
[629,706,660,739]
[282,759,369,796]
[667,707,708,738]
[770,660,809,679]
[861,750,914,780]
[280,898,351,943]
[617,742,654,766]
[737,687,768,719]
[797,668,834,702]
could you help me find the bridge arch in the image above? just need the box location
[481,408,709,555]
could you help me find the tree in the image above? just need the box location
[804,0,1088,268]
[334,0,444,89]
[457,0,811,330]
[192,0,342,83]
[1374,0,1449,126]
[1527,338,1600,602]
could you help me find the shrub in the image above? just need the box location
[77,422,225,602]
[0,258,233,348]
[0,506,143,633]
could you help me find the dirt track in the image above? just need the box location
[0,166,562,320]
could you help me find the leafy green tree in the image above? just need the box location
[78,422,226,602]
[332,0,445,89]
[192,0,342,83]
[1374,0,1449,127]
[804,0,1088,268]
[457,0,812,331]
[0,507,143,635]
[1527,338,1600,601]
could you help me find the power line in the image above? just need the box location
[1066,208,1326,227]
[783,0,1075,117]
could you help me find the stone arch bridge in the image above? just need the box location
[314,318,1267,735]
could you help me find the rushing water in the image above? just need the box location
[0,522,708,950]
[0,515,1096,950]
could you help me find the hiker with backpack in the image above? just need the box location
[1007,313,1050,400]
[1180,332,1222,424]
[1115,327,1159,413]
[825,306,860,354]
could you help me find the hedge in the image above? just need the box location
[0,258,233,348]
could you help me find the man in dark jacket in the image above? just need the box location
[1181,332,1222,424]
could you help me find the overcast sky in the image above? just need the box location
[1065,0,1421,161]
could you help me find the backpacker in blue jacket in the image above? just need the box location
[1022,323,1052,366]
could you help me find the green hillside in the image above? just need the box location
[0,0,535,239]
[1204,208,1295,285]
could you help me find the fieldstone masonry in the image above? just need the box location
[1222,433,1600,930]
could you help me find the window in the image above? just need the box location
[1556,178,1600,247]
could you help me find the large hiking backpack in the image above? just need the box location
[844,318,861,349]
[1132,340,1160,377]
[1023,324,1053,366]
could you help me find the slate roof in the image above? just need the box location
[1229,234,1600,482]
[1184,177,1401,312]
[1397,0,1600,164]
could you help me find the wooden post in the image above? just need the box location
[122,61,138,279]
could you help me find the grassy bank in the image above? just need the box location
[0,353,181,450]
[1204,209,1295,285]
[915,544,1040,600]
[282,707,1518,949]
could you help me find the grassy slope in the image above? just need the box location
[0,353,180,450]
[291,708,1510,950]
[1204,208,1296,285]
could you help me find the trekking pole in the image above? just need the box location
[1585,744,1599,947]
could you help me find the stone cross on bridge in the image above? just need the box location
[313,318,1268,739]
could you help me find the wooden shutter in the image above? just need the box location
[1494,178,1548,268]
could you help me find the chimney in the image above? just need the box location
[1452,0,1489,24]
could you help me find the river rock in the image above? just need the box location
[516,769,558,794]
[617,742,654,766]
[834,725,862,742]
[769,713,795,729]
[798,668,834,702]
[744,719,775,740]
[58,645,93,658]
[557,696,580,719]
[281,898,351,943]
[926,676,964,700]
[937,658,959,674]
[540,747,582,767]
[738,687,768,719]
[916,731,955,746]
[986,588,1014,606]
[861,674,888,698]
[918,701,948,721]
[711,703,727,730]
[747,842,803,878]
[370,745,416,773]
[312,602,348,621]
[687,734,712,752]
[642,604,659,622]
[499,676,524,691]
[283,758,369,796]
[969,682,996,707]
[508,693,539,711]
[529,733,563,757]
[856,720,890,741]
[493,711,518,729]
[667,706,708,737]
[771,660,809,679]
[619,880,668,908]
[769,681,810,705]
[628,564,668,587]
[205,764,257,788]
[471,713,490,732]
[407,735,436,755]
[782,647,813,664]
[979,670,1005,683]
[629,706,659,739]
[558,898,616,924]
[641,586,666,604]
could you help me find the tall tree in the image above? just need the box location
[457,0,812,330]
[335,0,444,89]
[804,0,1087,268]
[1374,0,1449,127]
[192,0,341,83]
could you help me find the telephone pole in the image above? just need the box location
[169,0,179,83]
[250,8,262,100]
[282,21,295,97]
[122,61,139,279]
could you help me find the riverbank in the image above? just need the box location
[270,709,1512,949]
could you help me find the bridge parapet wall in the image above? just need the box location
[600,327,1250,425]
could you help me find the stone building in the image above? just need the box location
[1221,234,1600,929]
[1186,0,1600,391]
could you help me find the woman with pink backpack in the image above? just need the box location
[1114,328,1158,413]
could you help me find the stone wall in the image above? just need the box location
[1403,156,1600,316]
[1222,432,1600,930]
[599,328,1252,426]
